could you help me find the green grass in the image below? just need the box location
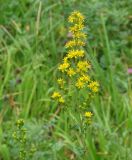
[0,0,132,159]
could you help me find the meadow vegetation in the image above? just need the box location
[0,0,132,159]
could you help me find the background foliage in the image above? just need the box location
[0,0,132,159]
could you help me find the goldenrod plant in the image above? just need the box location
[51,11,99,123]
[12,119,36,160]
[13,119,27,160]
[0,1,132,159]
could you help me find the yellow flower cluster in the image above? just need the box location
[75,79,84,89]
[69,24,85,33]
[73,32,87,39]
[51,11,99,108]
[75,74,90,89]
[88,81,99,93]
[67,68,76,77]
[65,40,85,48]
[67,49,85,59]
[58,61,70,72]
[85,111,93,118]
[84,111,93,124]
[80,74,90,82]
[68,11,85,23]
[51,91,64,103]
[77,60,91,73]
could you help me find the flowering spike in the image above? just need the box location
[51,11,99,123]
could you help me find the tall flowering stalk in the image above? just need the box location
[51,11,99,123]
[13,119,27,160]
[12,119,36,159]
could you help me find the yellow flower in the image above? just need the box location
[76,40,85,46]
[75,74,90,89]
[75,79,85,89]
[77,60,91,72]
[51,91,65,103]
[75,50,85,57]
[73,32,87,39]
[69,24,84,33]
[58,62,70,72]
[63,57,68,62]
[57,78,65,88]
[51,92,61,99]
[67,50,77,58]
[88,81,99,93]
[68,16,75,23]
[65,40,76,48]
[79,74,90,83]
[75,11,85,21]
[58,97,65,103]
[67,68,76,77]
[77,41,85,46]
[65,40,85,48]
[68,11,85,23]
[85,111,93,118]
[67,49,85,59]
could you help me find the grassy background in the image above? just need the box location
[0,0,132,159]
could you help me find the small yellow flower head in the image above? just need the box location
[73,32,87,39]
[68,11,85,23]
[58,97,65,103]
[77,40,85,46]
[69,24,85,33]
[57,78,64,84]
[79,74,91,83]
[67,49,85,59]
[75,74,90,89]
[51,91,61,99]
[77,60,91,72]
[51,91,65,104]
[67,50,77,59]
[58,61,70,72]
[67,68,76,77]
[65,40,76,48]
[75,50,85,57]
[57,78,65,88]
[75,79,85,89]
[63,57,68,62]
[65,40,85,48]
[85,111,93,118]
[88,81,99,93]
